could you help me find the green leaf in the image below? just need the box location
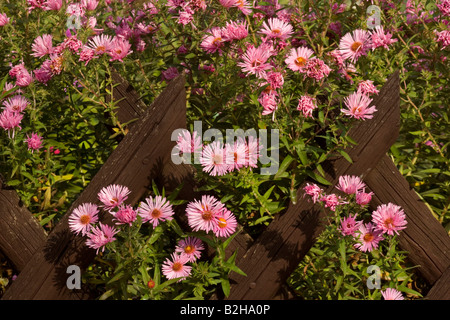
[221,278,231,297]
[6,179,21,186]
[274,155,293,179]
[306,170,332,186]
[39,213,56,226]
[338,150,353,163]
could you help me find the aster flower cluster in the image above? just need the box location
[162,236,204,281]
[304,175,407,254]
[175,130,262,177]
[186,195,238,238]
[0,82,45,148]
[68,183,236,284]
[68,184,180,253]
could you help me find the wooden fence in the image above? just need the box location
[0,71,448,300]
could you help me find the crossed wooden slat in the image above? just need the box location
[1,71,448,300]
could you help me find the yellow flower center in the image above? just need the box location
[295,56,306,67]
[172,262,182,272]
[184,245,195,254]
[351,41,362,52]
[363,233,374,242]
[218,217,227,228]
[80,214,91,225]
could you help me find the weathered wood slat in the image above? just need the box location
[2,75,186,300]
[425,266,450,300]
[365,154,450,285]
[225,72,401,300]
[0,187,47,272]
[107,70,146,127]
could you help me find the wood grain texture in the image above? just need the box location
[226,72,401,300]
[365,154,450,285]
[424,266,450,300]
[2,76,186,300]
[0,188,47,272]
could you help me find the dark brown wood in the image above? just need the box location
[2,75,186,300]
[365,154,450,285]
[225,71,401,300]
[425,266,450,300]
[107,70,146,127]
[0,187,47,272]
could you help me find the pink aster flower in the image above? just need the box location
[0,13,10,26]
[43,0,63,11]
[66,3,85,16]
[285,46,314,72]
[0,110,23,138]
[237,44,273,78]
[175,130,202,154]
[162,253,192,281]
[86,222,118,254]
[31,34,54,58]
[341,91,377,120]
[320,193,344,211]
[97,184,131,211]
[358,80,379,96]
[371,203,407,236]
[33,64,53,84]
[356,189,374,206]
[137,195,174,228]
[222,20,248,41]
[263,71,284,90]
[68,202,99,236]
[234,0,252,15]
[225,139,249,171]
[353,222,384,252]
[63,35,83,53]
[162,67,179,81]
[78,47,95,65]
[200,141,229,176]
[259,17,293,40]
[200,27,225,54]
[82,0,99,11]
[371,26,398,51]
[246,135,261,168]
[339,213,363,236]
[186,195,225,233]
[339,29,372,62]
[25,132,44,153]
[108,37,132,62]
[335,175,366,195]
[9,64,28,79]
[259,91,279,118]
[437,0,450,16]
[303,183,323,203]
[219,0,236,8]
[111,204,137,226]
[87,34,114,56]
[435,30,450,49]
[297,95,317,118]
[381,288,404,300]
[213,207,237,238]
[175,237,204,262]
[304,58,331,81]
[2,95,29,113]
[15,70,33,88]
[328,49,344,69]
